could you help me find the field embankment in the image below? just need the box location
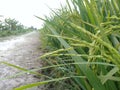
[0,31,43,90]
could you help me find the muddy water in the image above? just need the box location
[0,31,43,90]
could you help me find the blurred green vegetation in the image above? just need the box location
[0,18,37,37]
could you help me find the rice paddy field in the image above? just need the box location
[1,0,120,90]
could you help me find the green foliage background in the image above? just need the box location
[0,18,35,37]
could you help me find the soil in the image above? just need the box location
[0,31,43,90]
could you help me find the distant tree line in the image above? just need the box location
[0,17,37,37]
[0,18,37,31]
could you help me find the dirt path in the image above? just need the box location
[0,31,43,90]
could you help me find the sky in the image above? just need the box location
[0,0,66,28]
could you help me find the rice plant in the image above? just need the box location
[36,0,120,90]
